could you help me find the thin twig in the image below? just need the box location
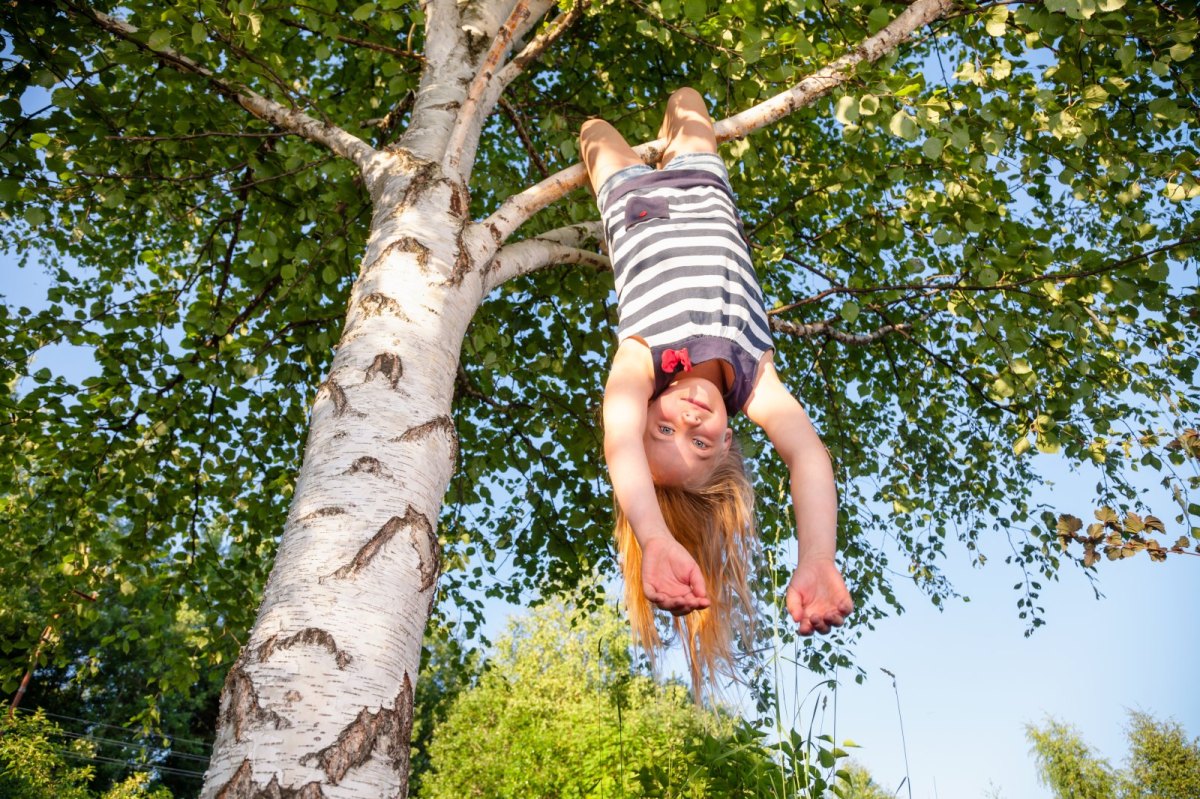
[498,96,549,177]
[278,18,425,61]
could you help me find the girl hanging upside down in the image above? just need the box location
[581,88,854,693]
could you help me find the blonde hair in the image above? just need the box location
[614,440,758,700]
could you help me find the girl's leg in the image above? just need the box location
[580,119,644,196]
[658,87,718,167]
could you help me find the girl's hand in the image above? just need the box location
[786,559,853,635]
[641,536,711,616]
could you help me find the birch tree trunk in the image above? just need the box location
[194,0,954,796]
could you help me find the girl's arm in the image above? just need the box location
[744,355,853,635]
[604,341,711,615]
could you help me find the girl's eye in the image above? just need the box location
[658,425,673,435]
[693,438,709,450]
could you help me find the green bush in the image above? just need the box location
[0,711,173,799]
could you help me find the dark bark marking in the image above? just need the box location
[410,508,441,592]
[256,628,352,670]
[316,379,354,417]
[395,415,459,465]
[449,181,470,218]
[345,456,392,480]
[358,292,410,320]
[366,236,430,273]
[365,352,403,390]
[214,759,255,799]
[298,506,346,524]
[300,673,414,789]
[487,222,502,246]
[443,232,473,286]
[329,506,435,582]
[220,663,288,743]
[215,761,326,799]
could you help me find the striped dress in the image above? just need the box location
[600,154,772,414]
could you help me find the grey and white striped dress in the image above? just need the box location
[600,153,772,414]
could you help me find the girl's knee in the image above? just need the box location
[668,87,705,112]
[580,118,615,143]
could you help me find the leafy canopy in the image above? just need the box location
[0,0,1197,725]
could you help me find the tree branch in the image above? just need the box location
[771,235,1200,315]
[278,18,425,62]
[496,0,588,89]
[69,4,377,172]
[480,0,955,248]
[445,0,536,176]
[498,96,549,177]
[483,221,606,292]
[770,318,912,345]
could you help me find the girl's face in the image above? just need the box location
[643,375,732,487]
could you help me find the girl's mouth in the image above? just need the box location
[684,397,711,412]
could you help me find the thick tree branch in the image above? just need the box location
[483,221,606,292]
[445,0,537,176]
[481,0,956,249]
[496,0,588,88]
[70,4,377,172]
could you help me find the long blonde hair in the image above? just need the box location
[614,440,758,700]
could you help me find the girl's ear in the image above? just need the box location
[723,428,733,451]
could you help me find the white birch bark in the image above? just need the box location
[201,168,486,798]
[196,0,549,794]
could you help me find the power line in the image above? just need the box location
[52,748,206,780]
[13,706,214,749]
[50,728,212,765]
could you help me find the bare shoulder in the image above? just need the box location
[607,338,654,392]
[743,351,803,428]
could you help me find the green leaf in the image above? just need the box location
[834,96,859,125]
[922,137,944,159]
[147,29,172,50]
[352,3,376,21]
[29,132,51,150]
[866,6,891,33]
[887,110,917,140]
[840,300,860,323]
[192,22,207,44]
[984,6,1008,37]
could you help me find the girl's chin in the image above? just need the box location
[667,374,721,390]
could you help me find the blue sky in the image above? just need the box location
[820,527,1197,798]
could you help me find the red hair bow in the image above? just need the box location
[660,347,692,374]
